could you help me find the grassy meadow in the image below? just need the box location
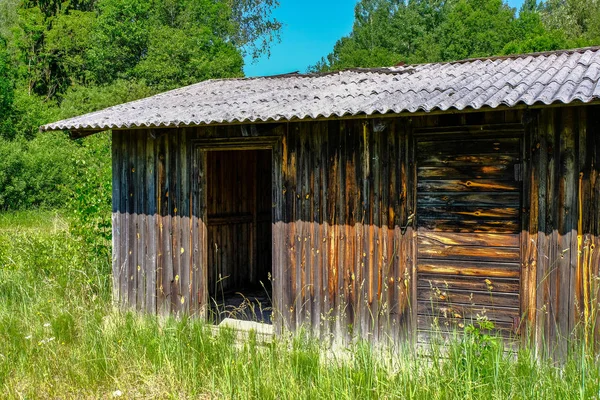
[0,211,600,399]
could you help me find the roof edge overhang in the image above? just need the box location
[50,99,600,138]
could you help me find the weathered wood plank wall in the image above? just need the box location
[529,106,600,357]
[277,119,413,342]
[111,105,600,351]
[112,127,282,318]
[414,132,523,341]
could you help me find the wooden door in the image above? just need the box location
[416,134,523,339]
[206,150,272,296]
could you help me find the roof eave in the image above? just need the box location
[47,99,600,136]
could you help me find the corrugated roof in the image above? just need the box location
[41,47,600,132]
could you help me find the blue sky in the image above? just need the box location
[243,0,525,77]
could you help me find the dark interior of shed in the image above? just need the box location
[206,149,273,324]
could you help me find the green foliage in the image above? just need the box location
[67,133,112,264]
[429,0,517,61]
[0,139,25,209]
[0,0,281,214]
[58,80,157,118]
[541,0,600,42]
[454,317,502,381]
[0,133,80,210]
[0,37,15,139]
[87,0,248,89]
[9,0,278,97]
[313,0,451,71]
[313,0,600,72]
[9,88,59,139]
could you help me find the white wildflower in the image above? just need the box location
[43,323,51,328]
[25,335,32,340]
[112,390,123,397]
[38,337,55,345]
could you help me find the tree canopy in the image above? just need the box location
[0,0,280,210]
[7,0,280,104]
[312,0,600,72]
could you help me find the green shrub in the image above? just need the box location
[0,133,82,210]
[67,132,112,264]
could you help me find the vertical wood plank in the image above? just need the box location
[557,108,576,359]
[523,110,540,344]
[127,131,136,308]
[535,109,550,354]
[158,131,171,315]
[111,131,121,305]
[136,130,146,311]
[311,122,322,338]
[119,130,128,307]
[197,146,208,318]
[272,131,284,333]
[146,132,157,314]
[180,128,191,314]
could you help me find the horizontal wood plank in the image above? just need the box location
[417,244,520,262]
[418,154,519,168]
[417,288,520,308]
[418,192,520,207]
[414,124,524,136]
[417,274,520,293]
[417,302,520,324]
[418,231,520,247]
[417,218,520,233]
[417,137,520,158]
[417,260,520,278]
[418,179,520,192]
[418,165,515,180]
[418,205,519,220]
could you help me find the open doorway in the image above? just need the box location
[206,149,273,324]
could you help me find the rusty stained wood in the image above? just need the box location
[274,118,414,343]
[109,106,600,352]
[415,128,523,339]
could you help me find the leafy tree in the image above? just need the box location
[312,0,600,72]
[58,80,156,119]
[426,0,516,61]
[0,37,15,139]
[541,0,600,44]
[0,0,19,38]
[0,0,282,213]
[89,0,245,90]
[312,0,451,71]
[0,132,80,210]
[502,0,570,54]
[10,0,280,97]
[227,0,282,60]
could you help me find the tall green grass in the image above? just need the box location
[1,211,599,399]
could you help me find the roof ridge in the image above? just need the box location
[237,47,600,81]
[412,46,600,67]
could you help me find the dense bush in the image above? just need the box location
[0,132,82,210]
[67,132,113,264]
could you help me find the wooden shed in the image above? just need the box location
[43,47,600,353]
